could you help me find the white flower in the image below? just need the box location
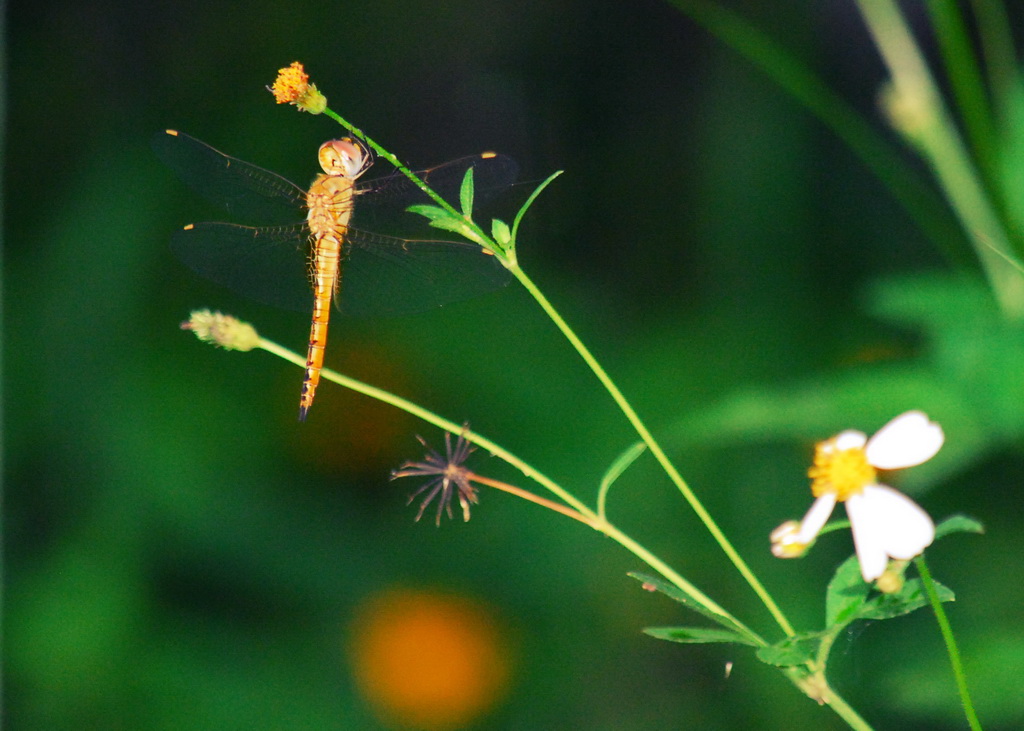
[772,411,943,582]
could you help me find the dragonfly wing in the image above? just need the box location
[171,222,313,312]
[154,130,308,225]
[336,230,510,317]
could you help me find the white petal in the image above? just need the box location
[865,411,944,469]
[833,430,867,451]
[795,493,837,543]
[846,485,935,581]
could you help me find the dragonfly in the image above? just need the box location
[154,130,517,420]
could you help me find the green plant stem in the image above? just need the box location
[818,682,875,731]
[805,628,874,730]
[505,263,796,638]
[917,556,983,731]
[774,665,874,731]
[470,473,600,527]
[256,335,758,643]
[855,0,1024,318]
[924,0,998,189]
[599,521,762,645]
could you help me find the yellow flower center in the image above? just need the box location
[270,61,309,104]
[807,438,876,501]
[268,61,327,114]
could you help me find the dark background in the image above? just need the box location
[6,0,1023,728]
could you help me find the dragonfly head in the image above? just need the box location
[318,137,372,179]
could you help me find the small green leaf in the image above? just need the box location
[407,203,451,222]
[859,578,954,620]
[460,167,475,217]
[425,217,472,234]
[597,441,646,517]
[407,205,485,245]
[643,626,756,646]
[935,514,985,540]
[491,218,511,247]
[756,632,823,667]
[629,572,737,630]
[511,170,562,246]
[825,555,871,627]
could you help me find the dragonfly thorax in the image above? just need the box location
[318,138,372,179]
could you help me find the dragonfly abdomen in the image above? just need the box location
[298,173,357,420]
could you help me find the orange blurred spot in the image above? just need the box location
[348,587,512,729]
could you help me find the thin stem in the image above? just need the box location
[469,473,599,527]
[924,0,998,188]
[506,264,796,638]
[806,630,875,730]
[917,556,983,731]
[600,520,763,645]
[472,473,759,643]
[818,682,875,731]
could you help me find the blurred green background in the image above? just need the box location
[6,0,1024,728]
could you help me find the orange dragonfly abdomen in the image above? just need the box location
[299,139,369,420]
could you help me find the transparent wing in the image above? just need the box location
[171,222,511,316]
[153,130,307,224]
[339,229,510,317]
[170,222,313,312]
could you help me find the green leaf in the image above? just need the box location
[406,205,485,245]
[934,514,985,540]
[825,549,958,627]
[491,218,511,247]
[643,626,756,646]
[406,203,452,222]
[460,167,475,217]
[859,578,954,620]
[756,632,823,667]
[425,217,472,235]
[597,441,646,516]
[628,572,739,631]
[511,170,562,246]
[825,554,871,627]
